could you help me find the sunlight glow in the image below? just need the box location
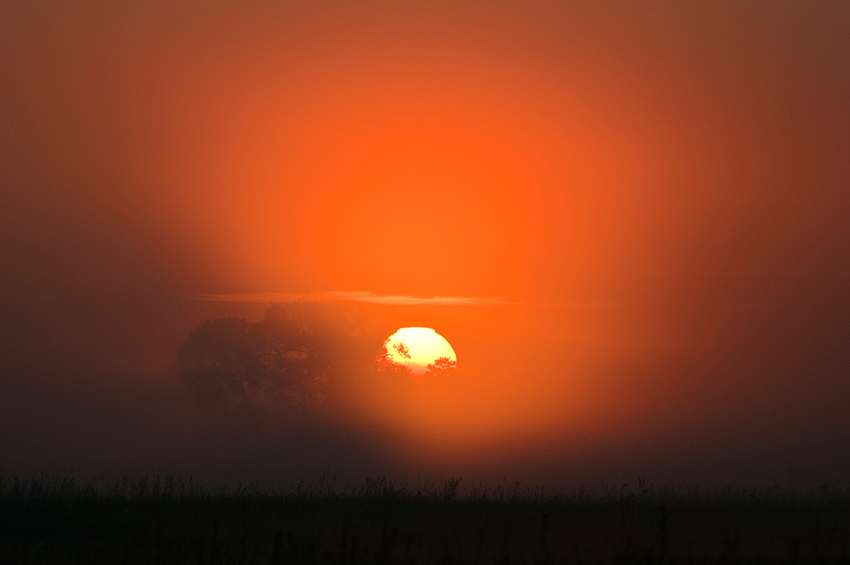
[384,327,457,377]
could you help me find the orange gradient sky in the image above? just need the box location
[2,1,850,486]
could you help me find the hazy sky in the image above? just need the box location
[2,1,849,487]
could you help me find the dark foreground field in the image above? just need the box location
[2,475,849,564]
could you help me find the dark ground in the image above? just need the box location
[2,474,849,564]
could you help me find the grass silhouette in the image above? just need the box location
[2,473,850,563]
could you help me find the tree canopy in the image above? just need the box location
[173,302,367,416]
[173,316,258,412]
[424,356,457,379]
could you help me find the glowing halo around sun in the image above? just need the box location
[383,327,457,379]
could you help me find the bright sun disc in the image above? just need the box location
[384,327,457,378]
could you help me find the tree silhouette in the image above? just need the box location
[424,356,457,379]
[375,339,413,377]
[252,301,356,410]
[174,302,366,416]
[173,317,259,413]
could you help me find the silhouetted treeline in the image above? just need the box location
[173,302,379,417]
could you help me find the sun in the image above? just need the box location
[382,327,457,379]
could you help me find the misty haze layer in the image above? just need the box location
[1,1,849,488]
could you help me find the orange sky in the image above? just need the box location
[2,1,849,486]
